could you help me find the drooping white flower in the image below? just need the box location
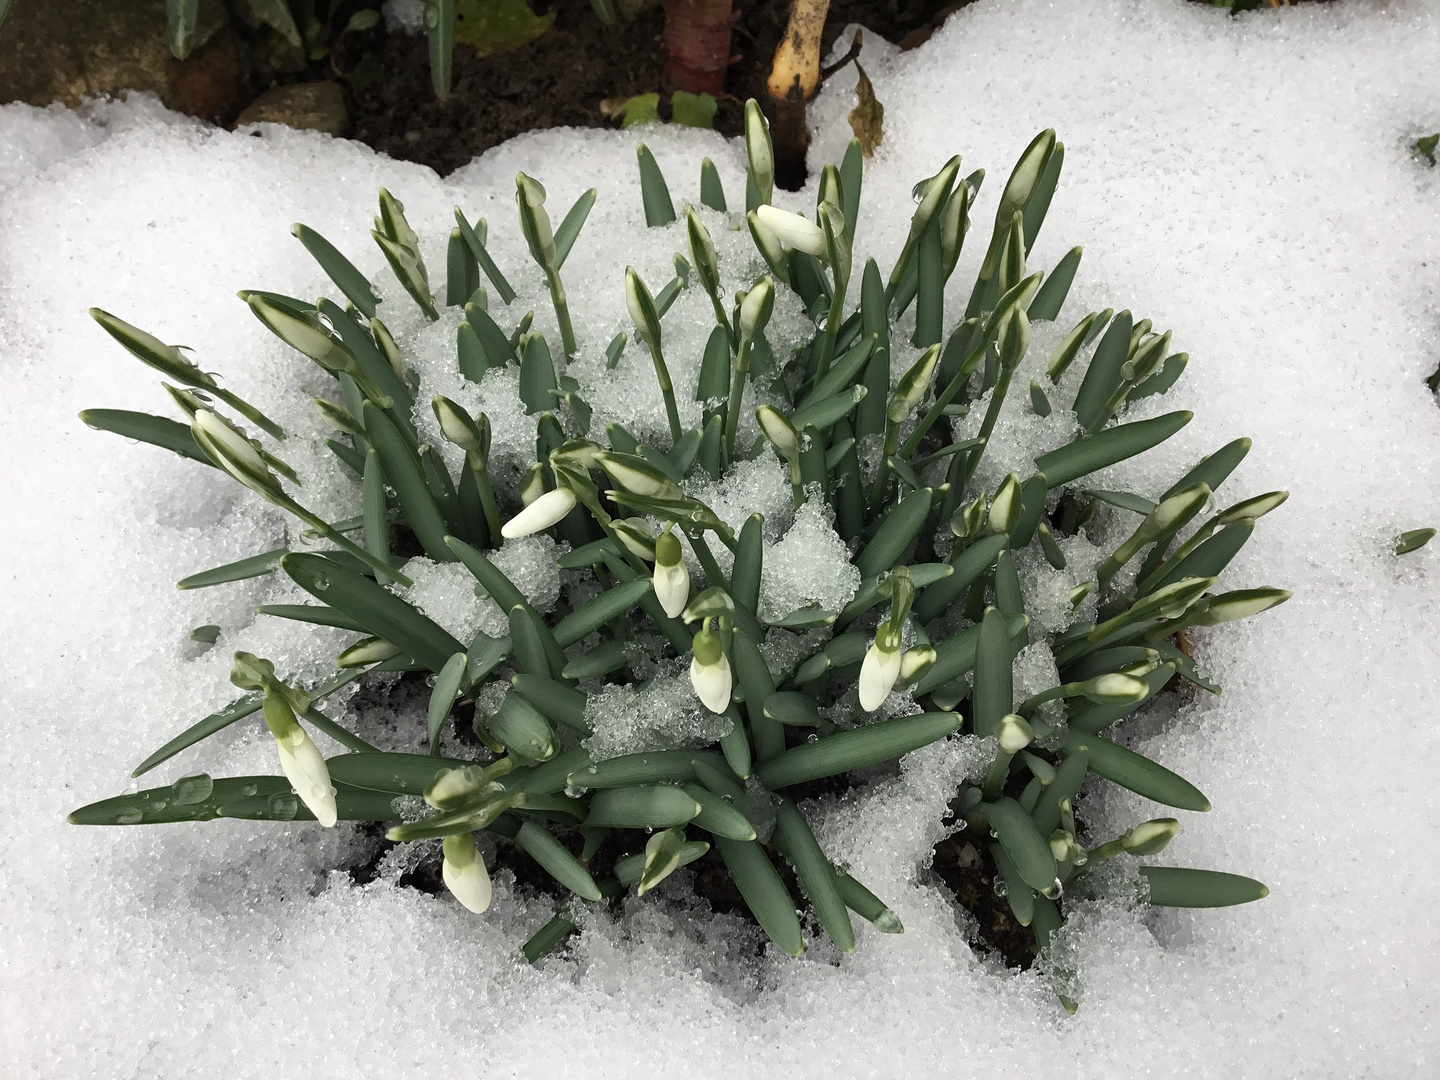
[192,409,280,495]
[653,525,690,619]
[690,624,732,714]
[501,485,576,538]
[754,205,827,257]
[263,695,337,828]
[442,832,493,913]
[858,636,903,711]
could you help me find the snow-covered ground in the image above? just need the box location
[2,1,1438,1075]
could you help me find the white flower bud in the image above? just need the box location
[859,638,903,711]
[442,832,493,913]
[1121,818,1180,856]
[690,625,733,713]
[754,205,827,257]
[745,99,773,205]
[1080,673,1150,704]
[263,695,336,828]
[501,485,577,538]
[516,173,555,268]
[995,713,1034,754]
[192,409,283,497]
[755,404,798,457]
[652,526,690,619]
[739,276,775,340]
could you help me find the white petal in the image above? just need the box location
[442,851,493,914]
[755,205,827,257]
[193,410,267,474]
[501,486,577,538]
[690,654,733,714]
[276,727,337,828]
[858,642,903,711]
[654,561,690,619]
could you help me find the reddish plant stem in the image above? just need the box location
[662,0,737,96]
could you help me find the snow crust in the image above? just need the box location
[2,0,1439,1075]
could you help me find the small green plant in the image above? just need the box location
[69,99,1286,1009]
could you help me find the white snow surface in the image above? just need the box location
[3,0,1440,1075]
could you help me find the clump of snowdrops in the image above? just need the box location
[69,100,1286,1009]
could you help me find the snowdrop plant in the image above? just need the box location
[69,103,1286,1008]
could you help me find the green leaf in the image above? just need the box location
[989,843,1035,926]
[1071,310,1132,429]
[856,488,933,576]
[714,836,804,956]
[69,774,396,825]
[1027,246,1081,322]
[561,637,631,679]
[487,690,558,760]
[326,750,476,795]
[508,604,566,682]
[454,0,554,56]
[1010,473,1049,548]
[518,333,558,415]
[614,839,710,886]
[584,785,702,829]
[700,157,727,212]
[972,608,1014,740]
[731,514,764,616]
[427,652,469,753]
[755,712,960,789]
[1161,436,1250,501]
[79,409,214,466]
[446,227,480,306]
[1129,353,1188,402]
[1139,866,1268,907]
[292,224,377,317]
[789,385,867,433]
[1062,730,1210,812]
[255,604,367,632]
[515,820,602,900]
[636,144,677,227]
[836,870,902,932]
[455,210,517,304]
[1396,527,1437,555]
[522,911,576,963]
[1143,521,1254,596]
[772,797,854,952]
[363,402,452,561]
[912,611,1027,697]
[1033,410,1192,489]
[284,552,465,673]
[568,750,723,790]
[986,797,1057,893]
[446,536,527,611]
[552,188,597,270]
[680,783,756,840]
[1087,489,1156,515]
[166,0,200,57]
[512,747,592,795]
[763,691,822,726]
[671,91,718,129]
[552,578,652,648]
[427,0,454,97]
[511,674,589,734]
[1031,749,1088,835]
[913,533,1008,623]
[732,630,783,761]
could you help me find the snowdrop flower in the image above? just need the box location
[754,205,827,257]
[441,833,493,913]
[739,276,776,341]
[996,713,1034,754]
[1121,818,1180,856]
[261,694,336,828]
[191,409,282,498]
[690,622,732,713]
[515,173,555,269]
[502,485,576,539]
[744,99,773,205]
[653,524,690,619]
[859,627,903,711]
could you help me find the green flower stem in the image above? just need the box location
[688,532,730,593]
[898,340,986,460]
[785,451,805,509]
[981,750,1016,800]
[1084,838,1126,863]
[213,386,286,441]
[644,338,683,444]
[709,293,737,352]
[469,462,505,549]
[722,336,755,462]
[866,418,901,516]
[545,267,577,360]
[300,509,412,586]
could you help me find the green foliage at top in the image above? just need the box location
[69,100,1287,1009]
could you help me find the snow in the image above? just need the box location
[3,0,1440,1076]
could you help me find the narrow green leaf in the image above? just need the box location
[1027,246,1081,322]
[1072,310,1133,429]
[1144,521,1254,597]
[516,820,602,900]
[519,333,558,415]
[326,750,476,795]
[255,604,367,633]
[1129,353,1188,402]
[508,604,566,682]
[720,708,752,779]
[488,689,558,760]
[1034,410,1193,489]
[714,836,804,956]
[553,188,597,269]
[1010,473,1049,549]
[912,612,1027,697]
[69,774,396,825]
[989,843,1035,926]
[511,674,590,734]
[1139,866,1268,907]
[700,157,727,212]
[1032,749,1088,835]
[972,607,1013,740]
[1020,141,1063,253]
[1160,437,1251,501]
[636,144,677,226]
[773,797,854,952]
[465,301,518,368]
[1396,527,1437,555]
[680,783,756,840]
[79,409,214,466]
[553,578,652,648]
[732,515,764,616]
[839,137,863,247]
[568,750,722,790]
[697,325,731,402]
[466,631,511,684]
[455,210,516,304]
[856,488,933,576]
[913,533,1008,623]
[445,536,526,610]
[561,637,631,679]
[789,385,867,433]
[446,226,480,307]
[512,747,592,795]
[1062,730,1210,811]
[836,871,902,932]
[986,797,1058,893]
[732,630,783,761]
[363,402,452,561]
[763,691,823,726]
[427,652,469,753]
[284,552,465,672]
[756,712,960,789]
[584,785,701,829]
[522,912,576,963]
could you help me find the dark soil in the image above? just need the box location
[335,0,974,180]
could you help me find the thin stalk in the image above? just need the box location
[645,339,684,444]
[546,267,577,360]
[709,293,738,352]
[981,750,1016,801]
[866,418,900,517]
[722,336,755,461]
[689,532,730,592]
[304,513,412,586]
[898,339,986,460]
[470,463,504,548]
